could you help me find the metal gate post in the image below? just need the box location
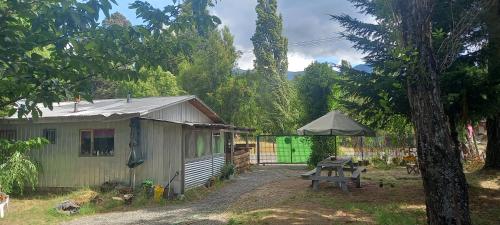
[289,136,293,163]
[257,135,260,165]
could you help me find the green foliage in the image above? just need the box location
[220,163,235,179]
[333,0,499,135]
[296,62,340,123]
[0,0,142,118]
[141,178,154,190]
[213,74,261,129]
[102,12,131,27]
[251,0,296,134]
[295,62,340,166]
[307,136,336,167]
[178,27,238,105]
[0,138,48,194]
[118,67,184,98]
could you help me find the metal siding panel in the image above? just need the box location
[213,155,225,176]
[142,101,213,123]
[5,121,132,188]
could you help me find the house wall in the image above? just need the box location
[182,127,225,190]
[142,101,212,123]
[135,120,183,194]
[0,120,131,187]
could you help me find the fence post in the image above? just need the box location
[257,135,260,165]
[290,136,293,163]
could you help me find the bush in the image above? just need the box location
[141,178,154,189]
[0,137,47,194]
[220,163,235,180]
[308,136,336,167]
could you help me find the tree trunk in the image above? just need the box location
[484,0,500,169]
[397,1,471,224]
[485,115,500,168]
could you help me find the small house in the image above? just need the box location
[0,96,252,194]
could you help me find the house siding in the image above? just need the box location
[135,120,183,193]
[0,97,221,193]
[0,121,130,187]
[142,101,212,123]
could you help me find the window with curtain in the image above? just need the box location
[80,129,114,157]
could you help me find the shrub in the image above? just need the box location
[0,137,48,194]
[141,178,154,189]
[220,163,235,180]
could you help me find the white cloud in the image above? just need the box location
[288,52,314,72]
[213,0,373,71]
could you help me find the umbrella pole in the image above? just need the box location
[361,137,364,161]
[334,135,337,157]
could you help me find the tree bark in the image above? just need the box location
[484,0,500,169]
[397,1,471,224]
[485,115,500,168]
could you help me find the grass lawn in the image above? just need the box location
[0,180,226,225]
[227,166,500,225]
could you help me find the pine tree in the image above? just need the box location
[251,0,294,134]
[333,0,496,223]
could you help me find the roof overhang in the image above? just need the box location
[0,113,139,124]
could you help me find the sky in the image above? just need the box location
[107,0,371,72]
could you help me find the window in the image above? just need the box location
[80,129,114,157]
[0,129,16,140]
[43,129,56,144]
[185,130,211,159]
[212,132,225,154]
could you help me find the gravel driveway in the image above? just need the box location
[64,165,305,225]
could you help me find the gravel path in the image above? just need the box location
[63,165,305,225]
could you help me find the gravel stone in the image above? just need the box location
[63,165,305,225]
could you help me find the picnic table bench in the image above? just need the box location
[301,157,365,191]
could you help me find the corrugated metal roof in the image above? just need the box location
[3,96,223,123]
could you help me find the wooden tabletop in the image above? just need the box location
[317,157,352,167]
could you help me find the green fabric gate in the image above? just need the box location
[276,136,312,163]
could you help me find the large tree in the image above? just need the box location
[394,0,494,223]
[335,0,494,223]
[484,0,500,169]
[0,0,127,117]
[251,0,295,134]
[178,27,238,107]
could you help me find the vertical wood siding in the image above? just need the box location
[0,121,130,187]
[143,102,212,123]
[135,120,183,193]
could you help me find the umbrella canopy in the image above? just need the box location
[297,110,376,136]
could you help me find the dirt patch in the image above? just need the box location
[230,178,310,212]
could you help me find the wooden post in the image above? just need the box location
[257,136,261,164]
[312,165,321,191]
[231,132,235,164]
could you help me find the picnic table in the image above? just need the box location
[301,157,365,192]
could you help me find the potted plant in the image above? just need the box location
[141,178,154,197]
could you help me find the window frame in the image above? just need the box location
[79,129,115,157]
[43,128,57,144]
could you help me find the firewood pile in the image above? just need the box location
[230,144,253,173]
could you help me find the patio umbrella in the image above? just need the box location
[297,110,375,160]
[297,110,375,136]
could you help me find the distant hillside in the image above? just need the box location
[232,68,304,80]
[287,71,304,80]
[353,64,373,73]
